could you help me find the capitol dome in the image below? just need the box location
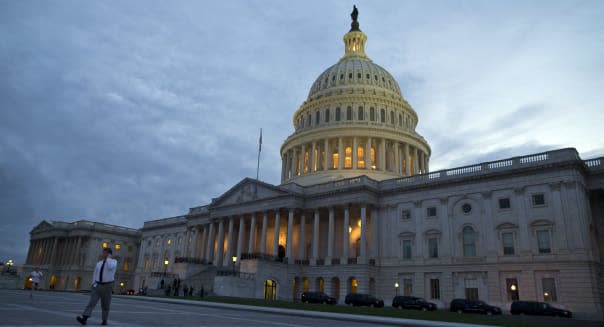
[280,8,431,186]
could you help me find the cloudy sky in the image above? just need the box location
[1,1,603,264]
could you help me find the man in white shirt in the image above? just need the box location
[77,247,117,326]
[30,267,43,290]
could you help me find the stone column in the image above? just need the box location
[370,207,379,257]
[379,138,386,171]
[425,155,429,172]
[200,226,208,259]
[324,138,331,170]
[360,205,367,259]
[281,153,287,182]
[260,212,268,253]
[394,142,400,174]
[273,211,281,257]
[366,137,372,169]
[413,147,419,174]
[216,220,225,267]
[205,222,215,262]
[50,237,58,266]
[298,213,306,260]
[312,209,320,260]
[75,237,82,265]
[248,213,257,253]
[226,217,235,266]
[301,144,306,174]
[327,207,335,263]
[291,147,297,176]
[286,208,294,263]
[338,137,344,169]
[404,143,410,176]
[26,241,34,264]
[236,216,245,266]
[342,206,350,261]
[352,137,358,169]
[310,142,316,172]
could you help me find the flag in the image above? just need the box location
[258,128,262,153]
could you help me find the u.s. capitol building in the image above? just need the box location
[23,8,604,320]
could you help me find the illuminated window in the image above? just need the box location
[351,278,358,293]
[303,151,309,173]
[332,152,339,169]
[123,261,129,272]
[128,245,133,252]
[542,278,557,302]
[167,239,172,246]
[344,146,352,168]
[114,243,121,251]
[370,147,376,169]
[102,242,109,249]
[357,146,365,168]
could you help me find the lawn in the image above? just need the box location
[151,295,586,327]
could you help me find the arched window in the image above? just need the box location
[264,279,277,300]
[315,111,320,125]
[317,277,324,292]
[357,146,365,168]
[370,147,376,169]
[370,107,375,121]
[390,111,395,125]
[307,113,311,126]
[335,107,341,121]
[303,151,309,173]
[357,106,364,120]
[302,278,310,292]
[463,226,476,257]
[344,146,352,168]
[380,109,385,123]
[346,107,353,120]
[332,151,339,169]
[325,109,330,123]
[399,113,402,126]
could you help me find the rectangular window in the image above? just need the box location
[358,107,364,120]
[506,278,519,301]
[532,193,545,206]
[335,108,341,121]
[502,232,515,255]
[315,111,320,124]
[465,288,479,300]
[403,240,412,259]
[498,198,511,209]
[325,109,330,123]
[390,111,394,124]
[346,107,352,120]
[114,243,121,251]
[403,279,413,296]
[401,210,411,220]
[428,238,438,258]
[380,109,385,122]
[537,230,551,254]
[370,107,375,121]
[426,207,437,217]
[542,278,557,302]
[430,279,440,299]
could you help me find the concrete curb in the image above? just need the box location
[114,295,491,327]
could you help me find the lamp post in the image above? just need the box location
[163,259,169,277]
[119,281,125,294]
[231,256,237,275]
[394,282,399,296]
[6,259,13,273]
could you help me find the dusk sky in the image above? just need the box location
[1,1,603,264]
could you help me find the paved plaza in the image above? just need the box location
[0,290,473,327]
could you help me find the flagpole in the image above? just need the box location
[256,128,262,180]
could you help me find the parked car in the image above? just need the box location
[449,299,502,315]
[392,296,437,311]
[344,293,384,307]
[300,291,337,304]
[510,301,572,318]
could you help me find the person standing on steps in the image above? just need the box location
[76,247,117,326]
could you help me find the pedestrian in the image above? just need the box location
[165,285,171,296]
[200,286,204,298]
[174,284,179,296]
[30,267,43,290]
[76,247,117,326]
[160,279,164,289]
[183,285,188,297]
[189,286,194,297]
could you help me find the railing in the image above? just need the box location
[331,258,340,265]
[585,158,603,169]
[174,257,210,265]
[294,259,310,265]
[240,253,283,263]
[305,175,378,194]
[316,259,325,266]
[347,258,357,264]
[384,148,581,189]
[368,259,376,266]
[216,270,255,280]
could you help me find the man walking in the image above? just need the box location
[76,247,117,325]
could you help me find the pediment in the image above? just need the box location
[210,178,290,208]
[496,222,519,230]
[31,220,54,234]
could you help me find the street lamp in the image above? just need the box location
[163,259,169,276]
[394,282,399,296]
[6,259,13,272]
[232,256,237,275]
[119,281,125,294]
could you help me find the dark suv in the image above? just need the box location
[392,296,437,311]
[300,291,337,304]
[510,301,572,318]
[344,293,384,307]
[449,299,502,315]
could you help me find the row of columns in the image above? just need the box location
[195,205,372,268]
[26,237,58,266]
[281,137,429,182]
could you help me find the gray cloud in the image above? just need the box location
[1,1,603,264]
